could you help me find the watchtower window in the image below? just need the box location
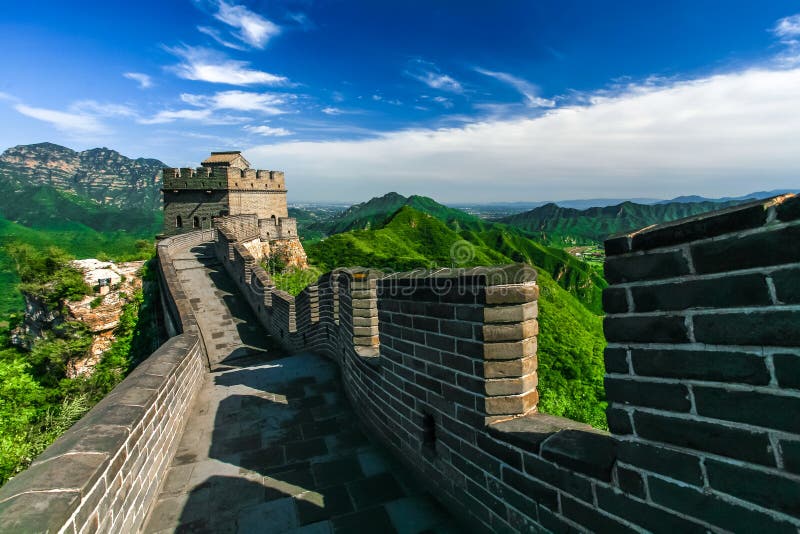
[193,216,200,228]
[271,215,277,225]
[176,215,183,228]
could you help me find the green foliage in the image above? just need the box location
[306,206,608,428]
[90,296,105,308]
[0,357,45,484]
[270,266,325,296]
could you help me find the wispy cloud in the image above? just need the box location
[123,72,153,89]
[773,13,800,65]
[181,90,291,114]
[212,0,280,49]
[244,124,292,136]
[166,46,289,86]
[322,107,344,115]
[72,100,138,117]
[246,67,800,202]
[197,26,247,51]
[15,104,109,135]
[474,68,555,108]
[406,60,463,93]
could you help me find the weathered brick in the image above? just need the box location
[483,337,537,360]
[616,466,645,499]
[604,347,628,374]
[425,332,455,352]
[482,319,538,342]
[439,319,474,338]
[595,485,706,533]
[540,429,617,481]
[485,284,539,305]
[412,316,439,333]
[631,273,770,312]
[772,267,800,304]
[706,458,800,516]
[501,466,558,509]
[483,356,537,379]
[484,373,537,396]
[604,315,689,343]
[633,411,775,466]
[776,194,800,221]
[774,353,800,390]
[630,348,769,385]
[484,390,538,415]
[561,495,637,533]
[604,377,691,412]
[484,301,538,324]
[781,439,800,475]
[693,385,800,434]
[691,224,800,274]
[649,476,797,534]
[693,310,800,346]
[605,406,632,435]
[631,200,772,252]
[604,250,690,284]
[476,434,523,470]
[602,287,629,314]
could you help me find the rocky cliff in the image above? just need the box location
[12,259,145,377]
[0,142,166,210]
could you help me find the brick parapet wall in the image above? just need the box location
[213,194,800,532]
[0,230,215,533]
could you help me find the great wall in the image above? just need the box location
[0,155,798,532]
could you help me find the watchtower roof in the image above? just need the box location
[202,151,251,169]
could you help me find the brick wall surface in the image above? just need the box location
[214,194,800,532]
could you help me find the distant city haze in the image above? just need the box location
[1,1,800,202]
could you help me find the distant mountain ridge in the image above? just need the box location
[0,142,166,210]
[498,199,749,245]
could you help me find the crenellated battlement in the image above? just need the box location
[163,166,285,191]
[3,195,799,533]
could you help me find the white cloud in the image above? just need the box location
[322,107,344,115]
[213,0,280,49]
[15,104,108,135]
[166,46,288,86]
[123,72,153,89]
[406,61,463,93]
[475,68,555,108]
[773,14,800,38]
[181,90,289,114]
[197,26,247,51]
[244,124,292,136]
[245,67,800,202]
[72,100,137,117]
[432,96,453,109]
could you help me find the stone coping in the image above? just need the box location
[605,193,799,255]
[376,264,538,287]
[488,413,617,482]
[0,334,201,532]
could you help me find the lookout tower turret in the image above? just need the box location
[201,151,250,170]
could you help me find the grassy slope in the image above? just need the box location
[499,199,745,245]
[306,207,607,427]
[310,193,606,313]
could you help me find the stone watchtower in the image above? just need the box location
[161,151,298,239]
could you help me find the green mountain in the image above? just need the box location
[0,143,164,318]
[499,199,745,245]
[308,193,606,314]
[305,206,607,427]
[0,142,165,210]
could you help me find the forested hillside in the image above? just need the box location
[305,206,607,427]
[498,199,746,245]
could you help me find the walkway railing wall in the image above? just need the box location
[214,194,800,532]
[0,230,214,533]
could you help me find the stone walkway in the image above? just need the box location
[144,244,456,533]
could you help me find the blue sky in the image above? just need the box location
[1,1,799,202]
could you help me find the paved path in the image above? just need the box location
[144,244,456,533]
